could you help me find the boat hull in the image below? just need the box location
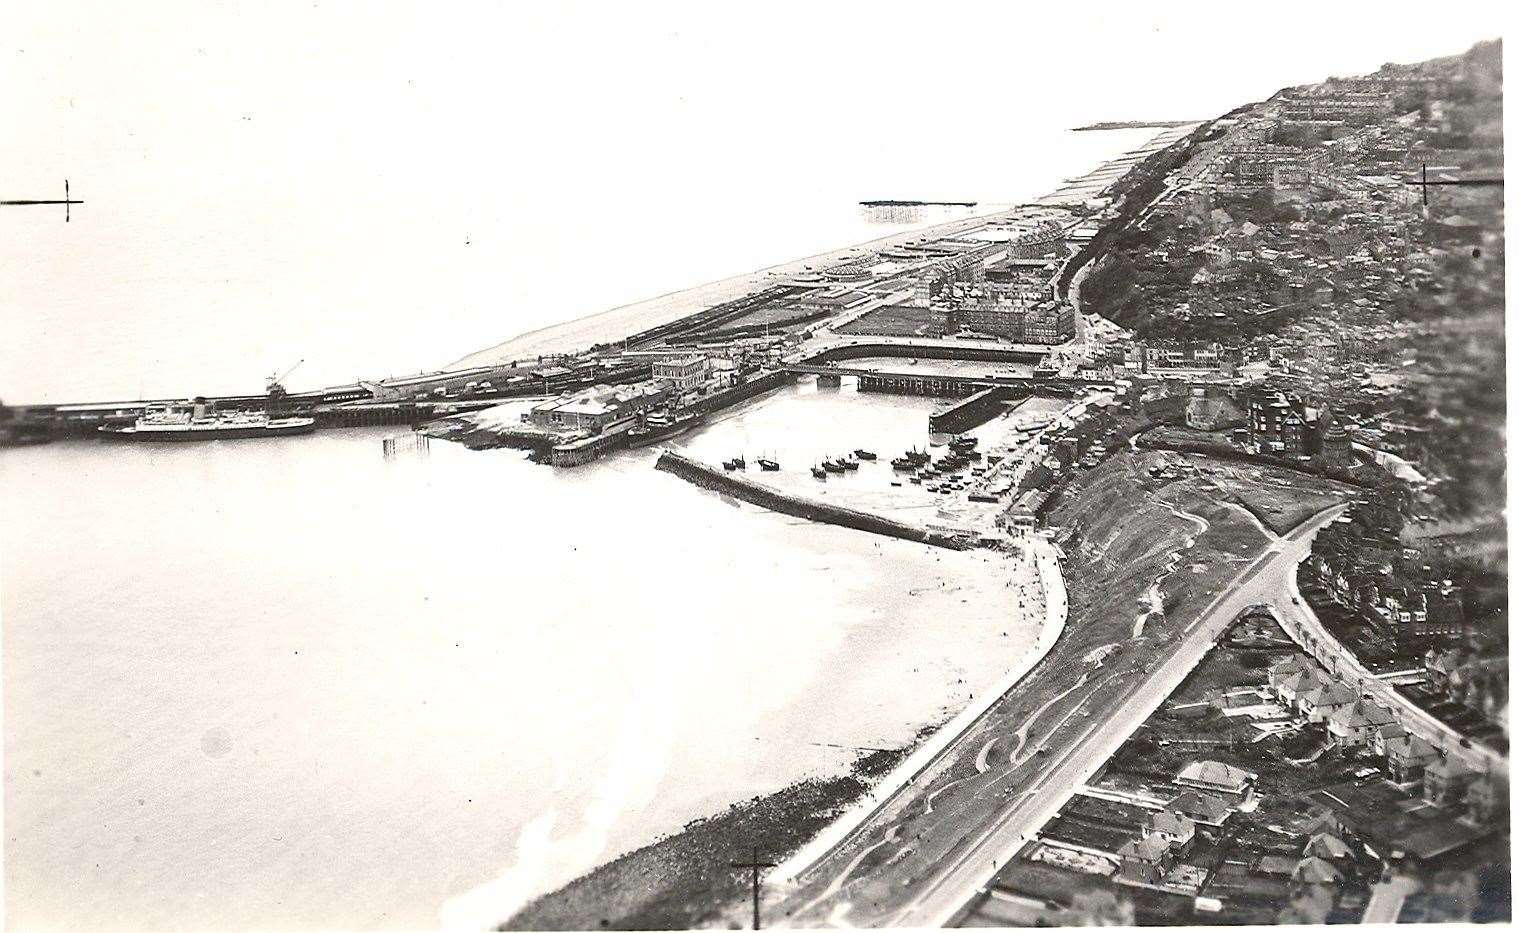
[99,418,316,441]
[627,414,707,448]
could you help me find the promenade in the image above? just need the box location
[772,503,1346,928]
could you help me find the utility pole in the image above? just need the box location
[731,845,777,930]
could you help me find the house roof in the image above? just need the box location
[1148,809,1196,837]
[1269,654,1311,677]
[1280,669,1324,695]
[1118,833,1171,862]
[1329,699,1396,731]
[1168,790,1232,824]
[1177,760,1254,792]
[1293,856,1345,884]
[1300,810,1346,838]
[1258,854,1299,875]
[1303,682,1357,708]
[1304,833,1355,860]
[1386,733,1439,761]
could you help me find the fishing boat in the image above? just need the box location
[811,465,828,480]
[822,459,846,474]
[758,458,780,472]
[841,457,859,471]
[98,400,314,441]
[891,456,917,471]
[853,449,877,461]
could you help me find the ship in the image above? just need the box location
[853,449,877,460]
[757,458,780,472]
[98,401,315,441]
[627,409,706,447]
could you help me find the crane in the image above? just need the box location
[265,359,304,399]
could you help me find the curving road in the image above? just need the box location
[774,504,1347,929]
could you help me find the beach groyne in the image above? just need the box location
[654,451,971,550]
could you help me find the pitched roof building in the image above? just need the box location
[1167,790,1233,827]
[1385,733,1440,783]
[1176,760,1256,802]
[1327,699,1397,748]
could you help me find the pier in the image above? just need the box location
[929,386,1018,434]
[655,450,973,550]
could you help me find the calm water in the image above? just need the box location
[2,116,1155,929]
[0,128,1158,405]
[2,384,1036,930]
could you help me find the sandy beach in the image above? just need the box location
[449,206,1009,368]
[447,125,1200,373]
[497,542,1053,931]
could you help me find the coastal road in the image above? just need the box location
[775,505,1346,929]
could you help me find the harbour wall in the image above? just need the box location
[929,386,1019,434]
[687,369,792,416]
[654,450,971,550]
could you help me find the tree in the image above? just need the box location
[1277,884,1334,924]
[1065,889,1136,927]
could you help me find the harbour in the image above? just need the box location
[1,388,1044,931]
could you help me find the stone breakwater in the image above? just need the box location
[654,450,971,550]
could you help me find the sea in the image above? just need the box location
[2,127,1155,929]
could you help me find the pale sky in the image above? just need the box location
[2,1,1506,401]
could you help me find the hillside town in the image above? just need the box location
[943,39,1507,927]
[0,27,1505,933]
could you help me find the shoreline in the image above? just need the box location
[449,126,1195,371]
[494,538,1066,930]
[771,535,1067,885]
[447,204,1011,369]
[475,125,1192,929]
[497,731,937,931]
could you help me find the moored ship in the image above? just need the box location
[627,409,706,447]
[98,401,315,441]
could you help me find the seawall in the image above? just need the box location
[654,450,970,550]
